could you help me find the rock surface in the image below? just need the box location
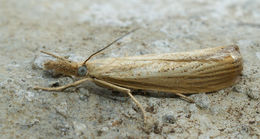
[0,0,260,138]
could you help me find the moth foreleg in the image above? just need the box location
[34,78,92,91]
[93,79,147,123]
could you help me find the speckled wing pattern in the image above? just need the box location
[87,45,243,94]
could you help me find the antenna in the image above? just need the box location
[82,28,139,65]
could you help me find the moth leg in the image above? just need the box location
[174,93,195,103]
[93,79,147,123]
[34,78,92,91]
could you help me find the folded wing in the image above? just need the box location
[86,45,243,94]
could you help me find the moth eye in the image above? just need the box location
[78,65,87,76]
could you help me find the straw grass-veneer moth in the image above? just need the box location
[34,29,243,123]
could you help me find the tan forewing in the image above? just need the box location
[86,45,243,94]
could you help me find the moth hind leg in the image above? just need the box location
[93,79,147,123]
[173,92,195,103]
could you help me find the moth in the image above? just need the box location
[34,29,243,123]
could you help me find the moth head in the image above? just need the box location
[41,51,88,77]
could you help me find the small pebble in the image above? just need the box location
[192,93,210,109]
[246,88,259,100]
[55,101,68,117]
[79,88,90,101]
[73,121,87,136]
[188,104,198,113]
[79,88,90,96]
[162,114,176,124]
